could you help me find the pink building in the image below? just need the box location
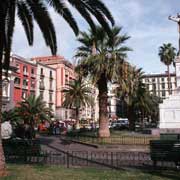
[12,54,37,106]
[31,56,75,120]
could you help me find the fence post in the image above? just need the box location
[67,151,70,168]
[111,152,113,167]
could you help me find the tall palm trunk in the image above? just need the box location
[0,11,7,176]
[98,74,110,137]
[128,106,135,131]
[167,65,171,95]
[75,108,80,129]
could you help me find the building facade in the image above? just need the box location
[36,62,56,113]
[142,72,176,99]
[2,56,17,111]
[12,54,37,105]
[31,56,75,120]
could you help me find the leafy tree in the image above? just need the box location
[76,26,131,137]
[0,0,114,174]
[18,95,51,126]
[62,78,93,129]
[117,66,161,130]
[158,43,176,94]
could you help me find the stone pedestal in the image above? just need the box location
[159,56,180,135]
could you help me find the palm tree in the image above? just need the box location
[62,78,93,129]
[117,66,156,130]
[158,43,176,94]
[75,26,131,137]
[0,1,114,174]
[17,95,51,138]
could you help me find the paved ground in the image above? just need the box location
[37,135,149,153]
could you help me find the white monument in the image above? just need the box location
[159,14,180,134]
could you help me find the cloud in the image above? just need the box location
[12,0,180,73]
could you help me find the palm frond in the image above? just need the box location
[17,1,34,45]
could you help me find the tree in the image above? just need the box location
[117,66,161,130]
[76,26,131,137]
[62,78,93,129]
[18,95,51,128]
[0,0,114,175]
[158,43,176,94]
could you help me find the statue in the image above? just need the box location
[169,13,180,54]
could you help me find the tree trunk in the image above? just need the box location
[167,65,171,95]
[0,7,7,175]
[0,59,7,176]
[98,75,110,137]
[128,106,135,131]
[75,108,80,129]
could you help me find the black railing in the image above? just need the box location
[4,150,178,170]
[65,135,158,145]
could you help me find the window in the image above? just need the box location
[31,68,34,74]
[3,81,9,97]
[50,81,53,89]
[145,78,149,83]
[40,91,44,99]
[162,90,166,97]
[162,83,165,89]
[49,93,53,102]
[50,70,52,77]
[161,78,164,82]
[152,78,155,82]
[16,63,20,72]
[14,77,20,84]
[31,80,35,88]
[23,66,27,72]
[23,79,28,86]
[22,91,27,99]
[40,68,43,75]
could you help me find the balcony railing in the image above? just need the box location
[49,100,54,104]
[14,83,20,88]
[22,85,28,90]
[40,74,45,78]
[39,83,45,90]
[31,73,36,78]
[2,96,10,103]
[30,86,36,91]
[23,71,29,76]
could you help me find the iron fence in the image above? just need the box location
[5,150,177,170]
[65,135,158,145]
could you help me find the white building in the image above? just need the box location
[2,57,17,111]
[79,80,99,122]
[36,62,56,114]
[142,72,176,99]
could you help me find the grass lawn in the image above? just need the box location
[1,164,180,180]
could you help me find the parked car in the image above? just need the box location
[111,118,129,129]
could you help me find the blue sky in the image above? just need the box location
[12,0,180,73]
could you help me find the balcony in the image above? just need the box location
[22,85,28,90]
[40,74,45,78]
[14,83,20,88]
[30,86,36,91]
[23,71,29,76]
[31,73,36,78]
[39,83,45,90]
[49,100,54,104]
[2,96,10,103]
[49,87,54,92]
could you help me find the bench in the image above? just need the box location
[150,140,180,167]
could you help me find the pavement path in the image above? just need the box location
[37,135,149,153]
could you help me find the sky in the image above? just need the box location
[12,0,180,74]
